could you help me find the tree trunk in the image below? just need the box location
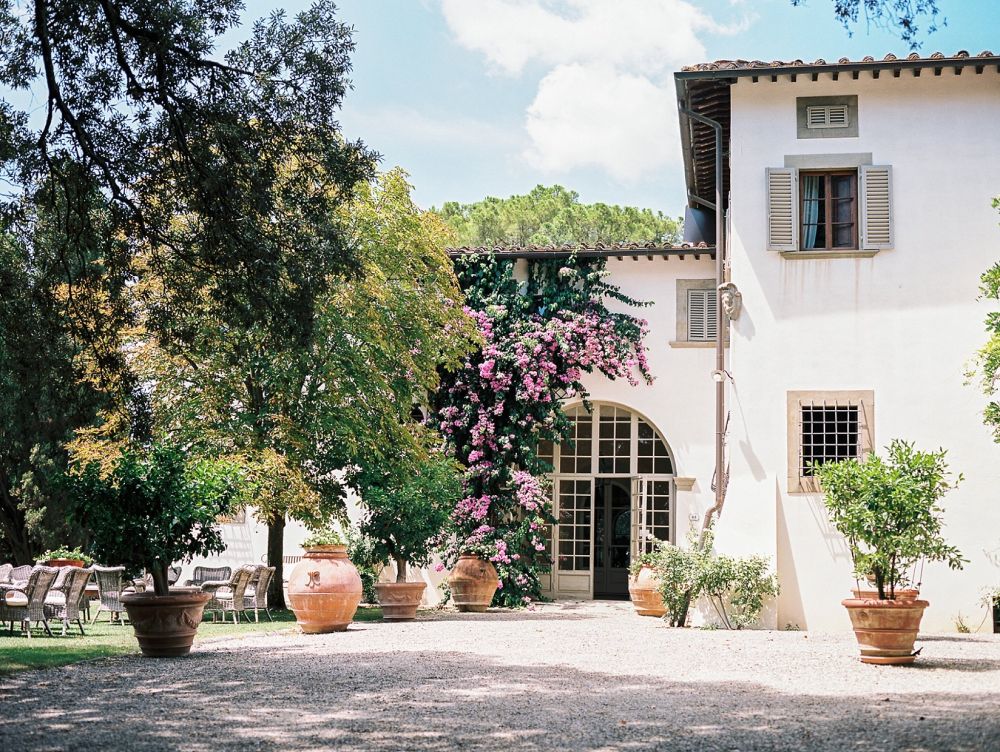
[394,556,407,583]
[150,560,170,597]
[267,512,286,609]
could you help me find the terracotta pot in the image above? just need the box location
[448,555,498,612]
[628,564,666,617]
[842,597,929,665]
[45,558,84,568]
[121,590,212,657]
[287,545,363,633]
[375,581,427,621]
[851,587,920,602]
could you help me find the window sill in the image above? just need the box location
[668,340,728,349]
[780,249,879,260]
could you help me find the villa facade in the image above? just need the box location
[205,51,1000,632]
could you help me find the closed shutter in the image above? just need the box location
[766,167,798,251]
[687,288,717,342]
[860,165,893,250]
[806,104,849,129]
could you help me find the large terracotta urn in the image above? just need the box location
[448,555,498,612]
[375,581,427,621]
[121,590,212,657]
[842,596,929,665]
[287,545,363,633]
[628,564,666,617]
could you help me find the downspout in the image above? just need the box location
[677,104,726,536]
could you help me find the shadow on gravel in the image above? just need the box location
[420,610,601,623]
[0,645,998,752]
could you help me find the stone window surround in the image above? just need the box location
[786,389,874,494]
[796,95,859,139]
[671,279,729,349]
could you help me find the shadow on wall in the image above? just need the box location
[1,646,999,750]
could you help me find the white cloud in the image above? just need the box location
[440,0,745,181]
[525,63,675,181]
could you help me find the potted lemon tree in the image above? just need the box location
[74,444,245,656]
[813,439,966,664]
[357,445,462,621]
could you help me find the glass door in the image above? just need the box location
[594,477,631,598]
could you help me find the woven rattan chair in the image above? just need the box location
[0,563,12,583]
[45,567,93,636]
[0,566,59,637]
[183,565,231,588]
[8,565,32,587]
[203,566,254,624]
[243,565,276,623]
[167,565,182,585]
[91,565,128,624]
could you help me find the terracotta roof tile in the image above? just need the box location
[681,50,996,73]
[447,242,712,258]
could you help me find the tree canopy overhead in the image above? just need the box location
[434,185,681,248]
[0,0,376,354]
[793,1,943,49]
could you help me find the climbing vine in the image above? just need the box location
[435,253,653,606]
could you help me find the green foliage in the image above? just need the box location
[0,224,112,563]
[975,198,1000,442]
[812,439,966,599]
[790,1,941,49]
[647,530,779,629]
[73,444,247,595]
[357,442,463,582]
[38,546,93,565]
[649,536,705,627]
[346,528,381,604]
[434,185,681,247]
[302,524,346,548]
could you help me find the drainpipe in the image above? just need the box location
[677,104,726,535]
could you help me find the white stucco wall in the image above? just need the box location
[726,69,1000,631]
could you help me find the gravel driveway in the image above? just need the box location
[1,601,998,751]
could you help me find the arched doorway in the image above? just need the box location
[539,403,676,600]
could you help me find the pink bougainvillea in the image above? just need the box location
[436,254,653,607]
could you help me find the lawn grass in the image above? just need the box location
[0,606,383,676]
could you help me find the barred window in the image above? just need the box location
[787,390,874,493]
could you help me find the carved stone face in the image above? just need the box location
[719,283,742,320]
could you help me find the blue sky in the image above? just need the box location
[19,1,1000,217]
[270,0,996,215]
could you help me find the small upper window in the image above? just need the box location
[800,170,857,250]
[686,288,717,342]
[806,104,850,129]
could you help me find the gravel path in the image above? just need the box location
[1,601,999,751]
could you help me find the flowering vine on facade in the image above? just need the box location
[435,253,653,606]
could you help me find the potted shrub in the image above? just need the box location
[286,525,363,633]
[628,550,667,617]
[358,451,461,621]
[39,546,93,568]
[74,444,245,657]
[813,439,966,664]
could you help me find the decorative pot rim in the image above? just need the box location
[841,597,930,609]
[44,558,85,566]
[304,544,348,553]
[375,581,428,590]
[122,591,212,606]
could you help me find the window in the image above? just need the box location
[787,390,874,493]
[767,165,893,254]
[686,288,717,341]
[796,95,858,139]
[800,170,857,250]
[806,104,849,130]
[557,479,591,571]
[673,279,720,346]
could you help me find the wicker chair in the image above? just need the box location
[183,565,231,588]
[0,566,59,637]
[0,563,12,583]
[45,567,93,636]
[167,565,182,585]
[202,566,254,624]
[91,565,128,624]
[243,565,276,623]
[9,565,32,587]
